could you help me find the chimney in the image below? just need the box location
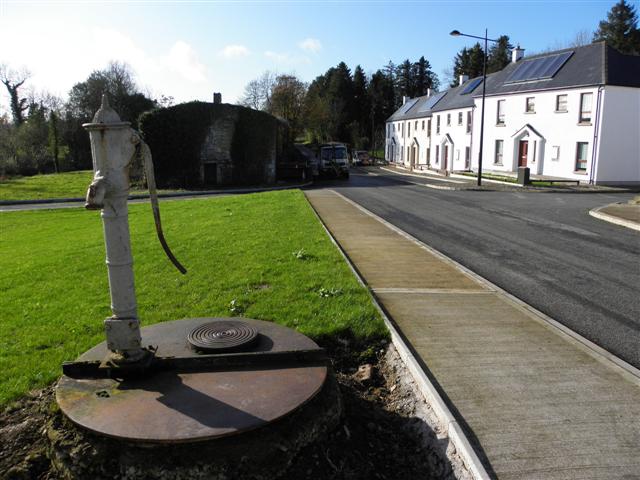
[459,74,469,86]
[426,88,432,98]
[512,45,525,63]
[213,92,222,104]
[402,95,407,105]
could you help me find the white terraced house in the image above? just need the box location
[385,42,640,185]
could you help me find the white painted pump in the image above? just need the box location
[83,94,185,363]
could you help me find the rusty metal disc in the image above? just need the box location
[56,318,327,443]
[187,320,258,353]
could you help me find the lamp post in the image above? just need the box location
[450,29,506,187]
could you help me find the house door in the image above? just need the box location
[443,145,448,170]
[203,163,217,185]
[518,141,529,167]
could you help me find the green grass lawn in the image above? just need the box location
[0,171,184,201]
[0,190,387,406]
[0,171,94,201]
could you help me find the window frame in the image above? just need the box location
[436,115,440,134]
[458,112,463,125]
[579,93,593,124]
[466,111,472,134]
[496,100,505,125]
[555,94,568,113]
[575,142,588,171]
[525,97,535,113]
[446,113,451,126]
[494,139,504,165]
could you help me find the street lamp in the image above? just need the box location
[450,29,507,187]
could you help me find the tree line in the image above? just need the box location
[240,56,439,150]
[0,62,166,176]
[1,0,637,177]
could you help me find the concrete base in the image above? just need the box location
[48,371,341,479]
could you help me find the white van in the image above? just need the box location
[318,144,349,178]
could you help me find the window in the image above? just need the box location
[447,113,451,126]
[402,123,404,137]
[494,140,504,165]
[415,121,418,130]
[465,146,470,167]
[427,119,431,136]
[422,120,425,131]
[435,145,440,164]
[526,97,535,113]
[579,93,592,123]
[575,142,588,170]
[466,111,472,133]
[556,94,568,112]
[496,100,505,125]
[551,146,560,161]
[436,116,440,134]
[458,112,463,125]
[426,147,431,165]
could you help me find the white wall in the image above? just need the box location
[472,87,599,181]
[429,108,473,171]
[594,86,640,185]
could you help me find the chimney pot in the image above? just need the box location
[459,74,469,86]
[402,96,407,105]
[426,88,432,98]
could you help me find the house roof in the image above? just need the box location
[479,41,640,97]
[387,42,640,122]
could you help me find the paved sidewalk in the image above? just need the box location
[305,189,640,480]
[590,201,640,232]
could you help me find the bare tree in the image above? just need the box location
[570,29,593,48]
[239,71,276,110]
[0,65,31,125]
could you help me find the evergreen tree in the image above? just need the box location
[352,65,371,146]
[396,59,415,98]
[413,56,438,96]
[450,43,485,87]
[487,35,512,73]
[593,0,640,54]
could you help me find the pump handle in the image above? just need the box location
[137,138,187,275]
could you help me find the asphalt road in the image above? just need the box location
[320,167,640,369]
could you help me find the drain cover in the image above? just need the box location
[187,320,258,352]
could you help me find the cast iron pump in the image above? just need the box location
[83,94,185,366]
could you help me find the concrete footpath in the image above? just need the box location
[305,189,640,480]
[590,201,640,232]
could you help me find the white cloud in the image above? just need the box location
[162,41,207,83]
[298,38,322,53]
[220,44,250,58]
[264,50,311,66]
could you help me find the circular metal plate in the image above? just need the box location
[187,320,258,352]
[56,318,327,443]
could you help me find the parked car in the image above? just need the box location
[318,143,349,179]
[353,150,371,166]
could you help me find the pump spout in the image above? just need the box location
[134,133,187,275]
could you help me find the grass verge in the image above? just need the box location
[0,171,184,201]
[0,190,387,406]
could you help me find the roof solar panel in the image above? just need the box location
[398,98,419,114]
[418,91,447,112]
[505,51,573,84]
[461,78,483,95]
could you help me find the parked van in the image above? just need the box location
[318,143,349,178]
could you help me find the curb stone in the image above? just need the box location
[589,204,640,232]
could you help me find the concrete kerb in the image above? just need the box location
[589,204,640,232]
[331,189,640,383]
[304,191,491,480]
[0,181,313,207]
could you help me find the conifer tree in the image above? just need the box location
[593,0,640,54]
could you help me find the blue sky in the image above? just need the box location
[0,1,617,112]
